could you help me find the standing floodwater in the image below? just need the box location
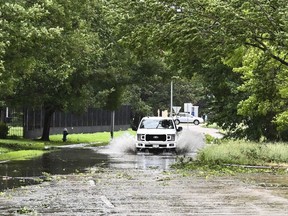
[98,126,206,169]
[0,125,215,191]
[0,148,109,191]
[104,126,206,155]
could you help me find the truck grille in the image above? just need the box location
[146,134,166,141]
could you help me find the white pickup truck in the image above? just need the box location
[135,116,182,152]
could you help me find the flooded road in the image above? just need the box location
[1,126,288,215]
[0,125,208,191]
[0,148,109,191]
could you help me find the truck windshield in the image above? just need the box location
[140,119,174,129]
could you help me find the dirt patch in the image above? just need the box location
[0,167,288,215]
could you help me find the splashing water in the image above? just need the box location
[101,128,206,155]
[105,132,137,154]
[176,128,205,154]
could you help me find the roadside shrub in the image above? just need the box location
[0,122,9,139]
[263,143,288,163]
[205,134,222,144]
[173,140,288,175]
[197,140,288,165]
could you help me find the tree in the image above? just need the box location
[211,0,288,141]
[106,1,208,124]
[125,58,170,127]
[123,58,207,128]
[3,0,288,141]
[108,0,288,141]
[1,0,126,140]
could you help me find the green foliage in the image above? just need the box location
[109,0,288,142]
[104,86,125,111]
[232,49,286,141]
[128,59,169,114]
[126,58,207,127]
[173,140,288,176]
[202,0,288,141]
[2,0,288,142]
[205,134,222,145]
[275,111,288,131]
[0,122,9,139]
[197,141,288,165]
[200,62,246,138]
[1,0,130,140]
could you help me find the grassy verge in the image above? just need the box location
[197,140,288,165]
[48,130,135,146]
[173,138,288,176]
[0,130,135,161]
[0,139,45,151]
[0,150,44,161]
[0,139,46,162]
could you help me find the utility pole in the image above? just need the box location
[110,110,115,139]
[170,80,173,117]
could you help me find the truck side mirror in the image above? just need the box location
[131,125,137,131]
[177,126,183,132]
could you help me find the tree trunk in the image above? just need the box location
[0,107,5,122]
[40,106,55,141]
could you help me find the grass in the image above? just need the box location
[0,150,44,161]
[0,130,136,161]
[173,137,288,176]
[0,139,46,162]
[197,140,288,165]
[48,129,135,146]
[2,127,288,176]
[0,139,45,150]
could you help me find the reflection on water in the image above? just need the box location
[0,148,109,191]
[0,146,179,191]
[135,154,176,170]
[0,129,202,191]
[98,129,200,170]
[106,152,177,170]
[97,132,180,170]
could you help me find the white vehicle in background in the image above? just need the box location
[134,116,182,152]
[173,112,204,125]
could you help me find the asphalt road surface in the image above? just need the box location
[0,125,287,215]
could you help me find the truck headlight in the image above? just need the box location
[167,134,175,141]
[137,134,145,141]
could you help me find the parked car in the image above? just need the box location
[133,116,182,152]
[173,112,204,125]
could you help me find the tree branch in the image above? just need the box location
[245,39,288,67]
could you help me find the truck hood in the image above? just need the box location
[137,129,176,134]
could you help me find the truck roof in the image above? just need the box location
[141,116,174,120]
